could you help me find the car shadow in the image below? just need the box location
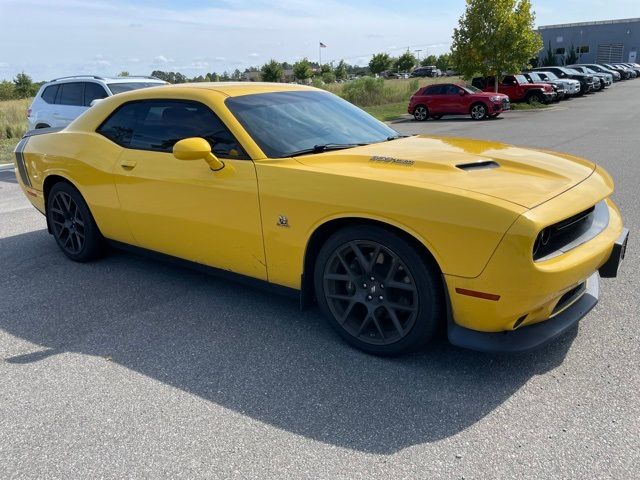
[0,170,18,185]
[0,229,578,454]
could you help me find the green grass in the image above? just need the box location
[510,101,550,110]
[362,102,407,122]
[0,138,19,165]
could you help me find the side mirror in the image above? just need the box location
[458,90,465,96]
[173,137,224,171]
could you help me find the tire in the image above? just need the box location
[314,225,443,356]
[413,105,429,121]
[527,92,543,104]
[47,182,104,262]
[489,113,500,118]
[431,114,443,120]
[470,103,487,120]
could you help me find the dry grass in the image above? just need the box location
[0,98,30,140]
[0,99,30,164]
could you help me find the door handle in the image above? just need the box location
[120,159,137,169]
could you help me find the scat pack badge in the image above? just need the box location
[277,215,290,227]
[370,155,415,166]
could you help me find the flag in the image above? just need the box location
[319,42,327,48]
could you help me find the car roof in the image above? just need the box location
[46,76,166,85]
[146,81,318,97]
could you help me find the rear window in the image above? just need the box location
[58,82,84,106]
[41,85,59,104]
[107,82,164,95]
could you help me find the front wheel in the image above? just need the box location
[47,182,104,262]
[413,105,429,121]
[314,225,443,356]
[470,103,487,120]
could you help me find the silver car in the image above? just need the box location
[534,71,581,96]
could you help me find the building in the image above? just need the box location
[538,18,639,65]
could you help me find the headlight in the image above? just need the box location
[490,96,502,102]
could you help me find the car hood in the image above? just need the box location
[294,135,595,209]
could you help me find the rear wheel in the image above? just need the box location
[47,182,104,262]
[314,225,443,356]
[470,103,487,120]
[413,105,429,121]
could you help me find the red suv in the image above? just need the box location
[408,83,510,121]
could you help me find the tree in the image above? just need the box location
[220,71,231,81]
[334,60,348,81]
[232,69,242,80]
[260,60,283,82]
[118,71,130,77]
[13,72,34,98]
[0,80,15,100]
[421,54,438,67]
[369,53,393,75]
[435,53,452,71]
[541,41,557,67]
[322,71,336,84]
[565,44,579,64]
[396,51,417,72]
[293,57,313,82]
[451,0,543,91]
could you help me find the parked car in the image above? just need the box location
[28,75,167,130]
[577,64,621,81]
[567,65,612,89]
[13,82,628,355]
[409,83,510,121]
[410,66,441,78]
[617,63,640,76]
[533,66,597,94]
[532,71,581,96]
[601,63,633,80]
[522,72,566,101]
[472,75,556,104]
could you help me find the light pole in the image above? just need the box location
[414,49,422,63]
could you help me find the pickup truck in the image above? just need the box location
[471,75,556,104]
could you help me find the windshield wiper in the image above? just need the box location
[386,134,410,141]
[287,143,368,157]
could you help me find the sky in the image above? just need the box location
[0,0,638,81]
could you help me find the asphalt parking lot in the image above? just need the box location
[1,81,638,479]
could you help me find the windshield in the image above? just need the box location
[225,91,398,158]
[527,73,542,82]
[541,71,558,80]
[563,68,580,75]
[514,74,528,84]
[462,85,481,93]
[107,82,165,94]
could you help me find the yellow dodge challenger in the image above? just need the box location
[13,82,628,355]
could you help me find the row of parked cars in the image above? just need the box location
[408,62,640,121]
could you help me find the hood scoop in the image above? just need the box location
[456,160,500,171]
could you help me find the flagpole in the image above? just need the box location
[319,41,322,67]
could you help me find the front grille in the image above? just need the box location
[533,201,609,261]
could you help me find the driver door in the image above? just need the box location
[99,99,267,280]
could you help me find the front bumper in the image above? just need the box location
[448,272,599,353]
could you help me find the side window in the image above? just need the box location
[426,85,444,95]
[41,85,59,104]
[97,100,247,159]
[57,82,84,106]
[422,86,436,95]
[502,75,516,85]
[84,83,108,106]
[444,85,461,95]
[97,102,140,147]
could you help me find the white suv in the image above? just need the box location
[27,75,167,130]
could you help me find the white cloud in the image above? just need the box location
[153,55,175,64]
[190,61,209,68]
[248,53,260,58]
[0,62,9,68]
